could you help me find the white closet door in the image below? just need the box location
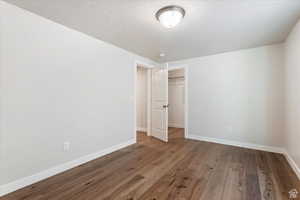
[151,66,168,142]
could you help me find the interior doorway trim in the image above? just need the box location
[168,64,189,139]
[134,60,154,143]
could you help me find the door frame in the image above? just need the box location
[167,64,189,139]
[134,60,154,142]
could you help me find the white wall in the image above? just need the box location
[0,1,155,186]
[0,1,4,185]
[168,69,185,128]
[284,20,300,171]
[169,44,284,148]
[136,67,147,131]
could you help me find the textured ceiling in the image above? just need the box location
[4,0,300,62]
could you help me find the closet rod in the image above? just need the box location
[168,76,184,79]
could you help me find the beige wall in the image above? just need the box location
[0,1,155,187]
[284,20,300,171]
[169,44,284,148]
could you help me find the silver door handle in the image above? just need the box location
[163,104,169,108]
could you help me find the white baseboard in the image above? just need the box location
[283,150,300,180]
[137,127,147,132]
[187,134,284,154]
[0,139,136,197]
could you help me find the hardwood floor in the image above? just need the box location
[2,128,299,200]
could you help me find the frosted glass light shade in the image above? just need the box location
[156,6,185,28]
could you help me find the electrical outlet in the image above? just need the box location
[63,142,70,152]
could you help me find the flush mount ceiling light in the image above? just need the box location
[156,5,185,28]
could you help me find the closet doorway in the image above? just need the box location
[136,65,151,141]
[168,68,185,139]
[135,63,187,143]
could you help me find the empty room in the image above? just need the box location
[0,1,300,200]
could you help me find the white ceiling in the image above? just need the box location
[4,0,300,62]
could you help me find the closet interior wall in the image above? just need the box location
[168,69,185,128]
